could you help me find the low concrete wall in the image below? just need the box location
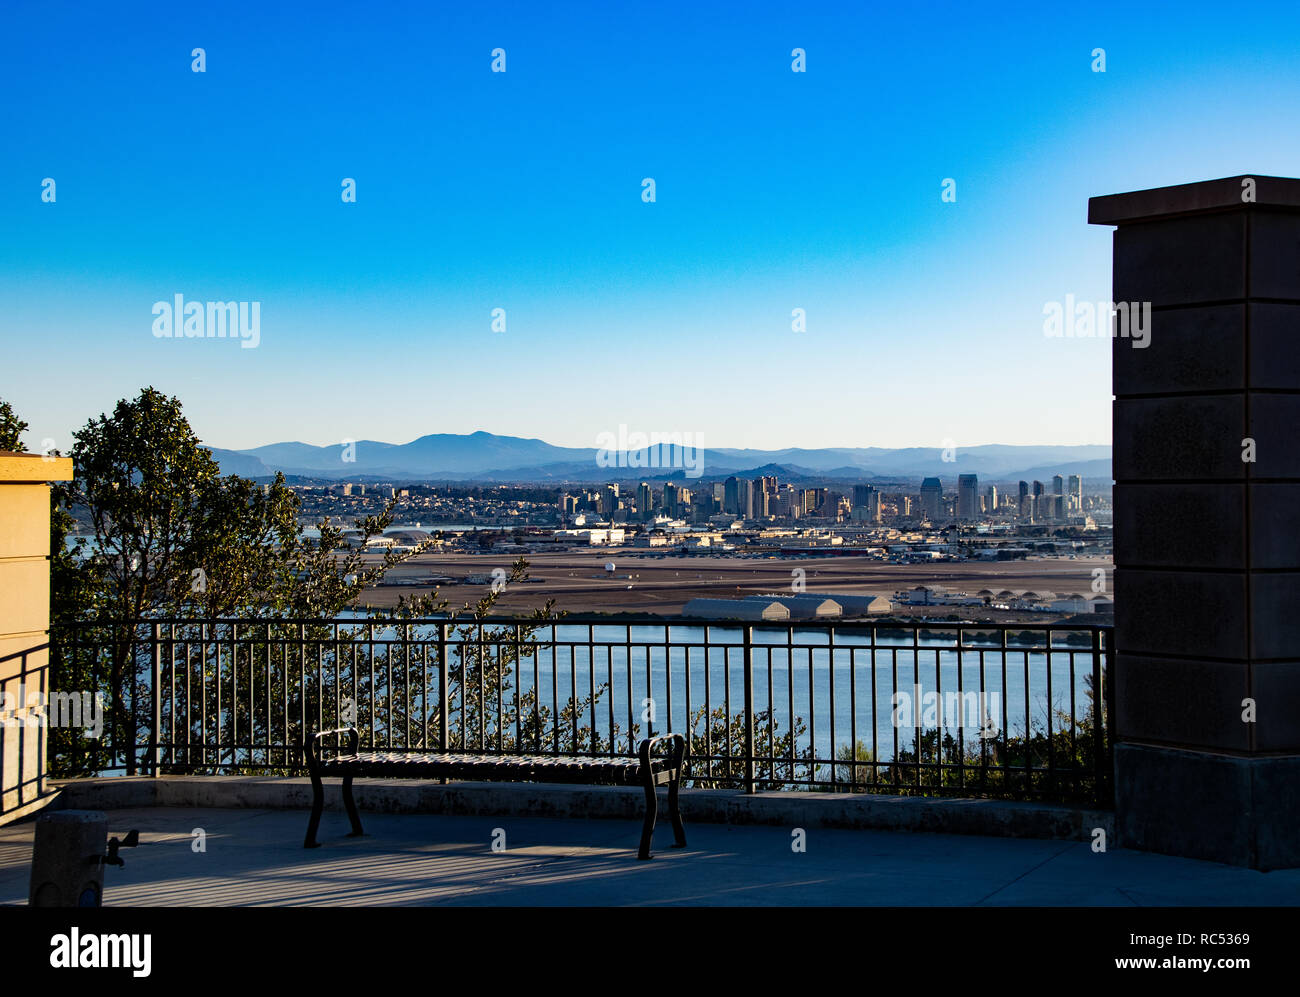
[46,776,1113,842]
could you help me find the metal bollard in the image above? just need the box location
[28,810,107,907]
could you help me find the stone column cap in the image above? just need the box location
[0,452,73,483]
[1088,174,1300,225]
[37,809,106,823]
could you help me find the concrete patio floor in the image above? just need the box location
[2,806,1298,906]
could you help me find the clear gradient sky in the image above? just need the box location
[3,1,1299,454]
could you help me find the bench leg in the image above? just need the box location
[342,774,364,837]
[304,769,324,849]
[638,774,659,861]
[667,772,686,848]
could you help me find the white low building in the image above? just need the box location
[553,528,625,545]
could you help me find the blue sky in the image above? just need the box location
[3,0,1299,453]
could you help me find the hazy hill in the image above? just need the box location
[205,431,1111,485]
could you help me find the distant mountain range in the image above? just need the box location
[206,432,1111,485]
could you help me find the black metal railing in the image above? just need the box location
[51,616,1114,806]
[0,642,51,815]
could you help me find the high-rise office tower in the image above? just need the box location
[636,482,652,520]
[662,482,678,518]
[920,477,943,523]
[738,479,754,519]
[957,474,979,520]
[782,485,801,519]
[752,479,769,519]
[723,476,739,515]
[1032,480,1045,524]
[852,484,882,523]
[802,488,826,517]
[1018,480,1030,520]
[985,485,998,515]
[1067,474,1083,511]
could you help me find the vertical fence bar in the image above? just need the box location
[150,623,162,777]
[264,621,272,767]
[703,626,713,781]
[1046,627,1055,794]
[624,627,633,756]
[828,626,836,789]
[168,622,177,769]
[1092,628,1106,807]
[514,624,523,752]
[869,625,878,790]
[956,629,964,792]
[849,639,857,791]
[742,624,755,794]
[437,622,448,752]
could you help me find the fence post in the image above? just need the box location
[150,623,162,777]
[742,625,755,794]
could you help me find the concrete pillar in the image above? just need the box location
[0,452,75,823]
[1090,175,1300,869]
[28,809,107,906]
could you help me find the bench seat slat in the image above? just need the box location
[316,751,673,786]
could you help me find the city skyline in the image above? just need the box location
[6,1,1300,451]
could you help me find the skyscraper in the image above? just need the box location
[853,484,882,523]
[957,474,979,520]
[803,488,826,517]
[636,482,652,520]
[752,479,769,519]
[1018,480,1030,520]
[920,477,943,523]
[723,476,739,515]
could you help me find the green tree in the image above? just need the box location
[0,399,29,451]
[47,388,446,773]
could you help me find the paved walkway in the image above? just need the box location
[2,807,1297,906]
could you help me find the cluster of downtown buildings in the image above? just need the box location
[560,472,1100,529]
[934,473,1088,525]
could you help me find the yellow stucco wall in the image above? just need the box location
[0,453,73,821]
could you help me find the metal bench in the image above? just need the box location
[304,728,687,860]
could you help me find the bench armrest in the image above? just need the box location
[306,727,360,775]
[638,732,686,774]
